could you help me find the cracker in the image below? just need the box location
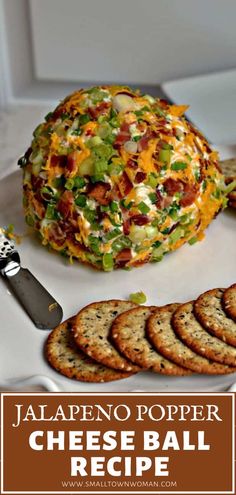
[72,300,140,372]
[111,305,189,375]
[223,284,236,322]
[147,304,234,374]
[46,320,134,382]
[220,158,236,177]
[194,288,236,347]
[172,301,236,367]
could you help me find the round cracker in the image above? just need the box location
[72,300,140,372]
[194,288,236,347]
[111,305,189,375]
[172,301,236,367]
[223,284,236,322]
[147,304,235,374]
[46,320,134,382]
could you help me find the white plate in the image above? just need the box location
[162,69,236,145]
[0,170,235,392]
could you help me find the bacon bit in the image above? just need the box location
[48,223,66,246]
[163,178,184,195]
[66,151,79,175]
[116,248,132,267]
[169,222,180,234]
[123,218,131,235]
[159,99,169,108]
[114,122,131,148]
[31,175,45,191]
[57,190,74,219]
[32,197,45,219]
[135,171,147,183]
[127,159,138,169]
[88,182,111,206]
[88,102,110,120]
[131,214,150,226]
[180,184,198,207]
[138,130,157,152]
[50,154,67,167]
[52,108,64,120]
[132,255,150,267]
[118,171,133,197]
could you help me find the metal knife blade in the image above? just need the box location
[6,267,63,329]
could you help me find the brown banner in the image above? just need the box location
[0,393,235,494]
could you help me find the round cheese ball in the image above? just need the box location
[19,85,225,270]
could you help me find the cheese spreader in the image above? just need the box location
[0,230,63,329]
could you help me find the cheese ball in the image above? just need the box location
[19,85,225,270]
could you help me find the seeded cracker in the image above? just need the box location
[147,304,235,374]
[46,320,135,382]
[172,302,236,367]
[194,288,236,347]
[111,305,189,375]
[223,284,236,322]
[72,300,140,371]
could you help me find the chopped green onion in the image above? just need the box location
[93,143,114,160]
[33,123,44,138]
[188,236,198,245]
[44,111,53,121]
[162,143,173,150]
[222,180,236,195]
[71,128,82,136]
[98,122,111,139]
[84,209,96,223]
[102,253,114,271]
[87,136,103,147]
[171,161,187,171]
[112,236,132,252]
[75,195,87,207]
[110,201,119,213]
[65,178,75,190]
[104,134,116,145]
[129,291,147,304]
[161,227,170,235]
[133,135,141,142]
[94,159,108,174]
[79,114,90,125]
[169,226,184,243]
[91,174,105,183]
[169,206,179,221]
[45,204,60,220]
[104,228,122,241]
[202,180,207,192]
[74,176,86,189]
[108,163,124,176]
[61,112,70,121]
[146,173,158,188]
[120,199,133,210]
[148,192,157,204]
[52,177,64,188]
[88,235,101,255]
[152,240,162,248]
[25,215,34,227]
[159,149,171,163]
[109,117,119,128]
[138,201,150,214]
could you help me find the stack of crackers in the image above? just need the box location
[46,284,236,382]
